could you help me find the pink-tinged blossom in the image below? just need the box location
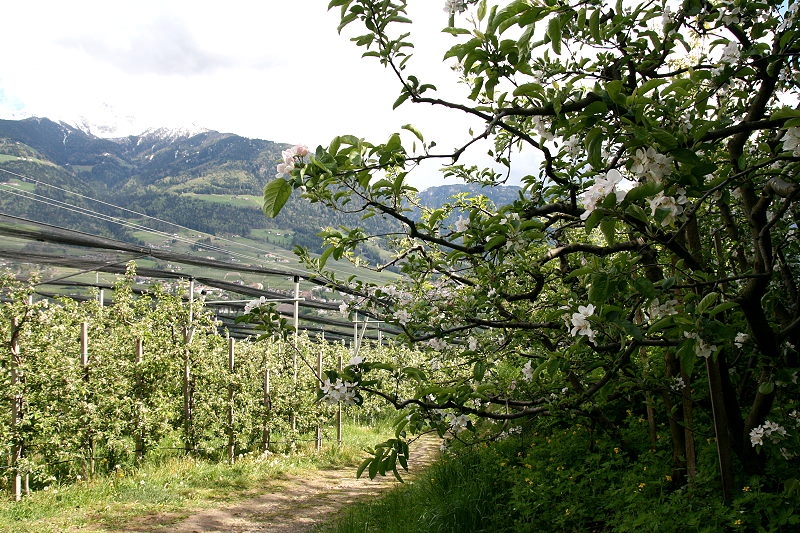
[570,304,596,342]
[581,169,634,220]
[276,145,309,178]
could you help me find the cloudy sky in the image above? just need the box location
[0,1,496,183]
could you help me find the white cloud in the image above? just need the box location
[0,1,521,189]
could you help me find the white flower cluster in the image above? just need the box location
[631,147,673,183]
[648,298,678,320]
[581,169,634,220]
[393,308,411,325]
[778,2,799,32]
[684,331,717,359]
[749,420,788,447]
[714,41,741,74]
[734,332,749,348]
[448,413,471,434]
[649,189,687,227]
[444,0,467,14]
[570,304,596,342]
[782,127,800,157]
[671,376,686,392]
[521,360,534,381]
[320,377,357,405]
[275,144,309,178]
[244,296,269,313]
[428,337,449,351]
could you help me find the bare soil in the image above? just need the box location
[117,438,439,533]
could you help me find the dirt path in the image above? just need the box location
[127,437,439,533]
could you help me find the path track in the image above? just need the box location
[122,437,439,533]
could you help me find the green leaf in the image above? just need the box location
[547,16,562,54]
[696,292,718,315]
[633,277,656,298]
[262,178,293,218]
[473,361,486,382]
[356,456,372,479]
[707,301,737,318]
[402,124,424,143]
[589,272,613,303]
[589,9,600,41]
[758,381,775,395]
[513,82,544,98]
[585,127,604,169]
[600,216,617,245]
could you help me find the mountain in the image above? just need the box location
[0,117,520,263]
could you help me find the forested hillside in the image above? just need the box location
[0,117,518,261]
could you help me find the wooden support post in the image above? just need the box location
[134,339,145,462]
[316,340,323,452]
[10,317,23,501]
[290,276,300,433]
[227,337,236,464]
[182,278,195,454]
[337,352,343,445]
[81,321,95,476]
[262,367,271,451]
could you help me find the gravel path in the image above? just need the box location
[123,438,439,533]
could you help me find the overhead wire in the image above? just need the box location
[0,166,298,265]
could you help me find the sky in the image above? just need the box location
[0,1,512,189]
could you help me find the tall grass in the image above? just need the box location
[0,421,391,533]
[314,442,513,533]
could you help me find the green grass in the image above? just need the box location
[182,192,263,209]
[0,423,391,533]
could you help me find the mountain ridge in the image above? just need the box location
[0,117,521,262]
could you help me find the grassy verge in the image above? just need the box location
[316,421,799,533]
[0,423,389,533]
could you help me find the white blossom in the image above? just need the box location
[750,420,788,447]
[521,360,534,381]
[468,336,478,351]
[394,308,411,325]
[449,413,471,434]
[428,338,448,351]
[244,296,268,313]
[782,127,800,157]
[630,147,673,183]
[684,331,717,359]
[581,169,634,220]
[734,332,749,348]
[444,0,467,14]
[320,377,358,405]
[569,304,596,342]
[649,189,687,227]
[648,298,678,320]
[347,354,365,366]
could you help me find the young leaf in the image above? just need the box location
[263,178,293,218]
